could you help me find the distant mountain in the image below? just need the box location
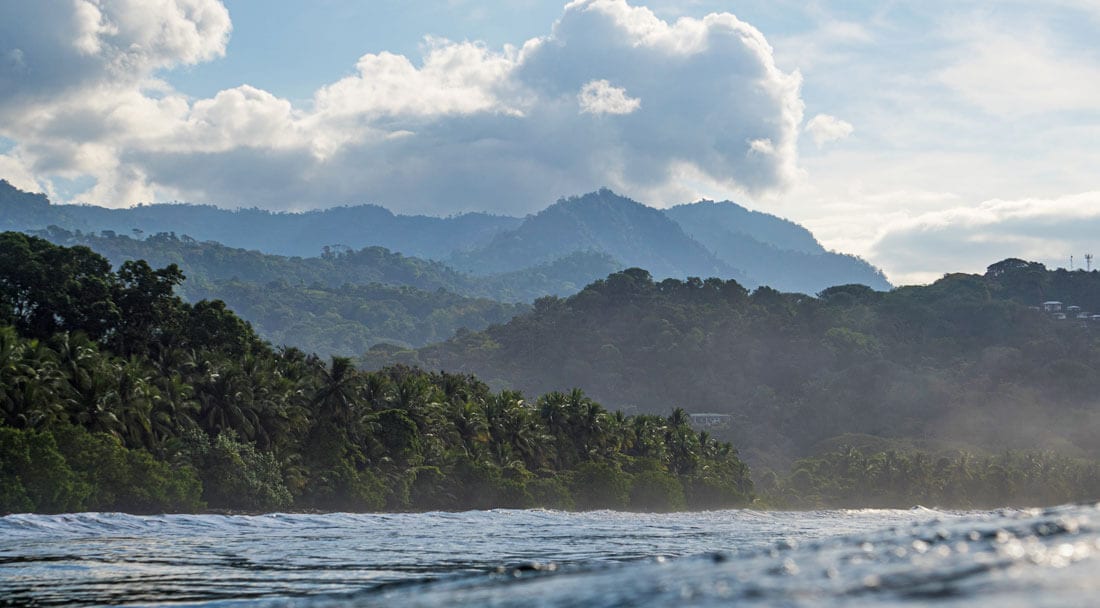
[31,226,620,304]
[664,201,891,293]
[0,179,520,260]
[27,227,623,355]
[448,189,740,280]
[666,200,823,253]
[2,179,889,293]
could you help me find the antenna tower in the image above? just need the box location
[1087,254,1094,272]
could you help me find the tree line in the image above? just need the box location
[0,232,751,514]
[365,264,1100,479]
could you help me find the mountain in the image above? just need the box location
[29,227,626,355]
[666,200,822,253]
[2,179,889,293]
[0,179,521,259]
[448,189,740,280]
[29,225,620,304]
[664,201,891,293]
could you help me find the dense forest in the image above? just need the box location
[0,233,752,514]
[28,226,623,355]
[365,263,1100,482]
[2,233,1098,512]
[30,225,620,303]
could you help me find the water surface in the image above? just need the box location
[3,504,1098,606]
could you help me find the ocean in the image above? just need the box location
[3,504,1098,606]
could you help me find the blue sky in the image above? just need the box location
[1,0,1099,283]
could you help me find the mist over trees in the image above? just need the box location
[366,263,1100,479]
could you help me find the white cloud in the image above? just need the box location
[313,38,519,121]
[870,192,1100,283]
[0,0,229,102]
[0,152,42,193]
[0,0,805,213]
[577,79,641,115]
[939,26,1100,117]
[804,113,853,147]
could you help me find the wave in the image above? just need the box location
[3,504,1099,606]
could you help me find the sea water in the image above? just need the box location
[2,504,1099,606]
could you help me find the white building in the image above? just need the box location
[689,413,732,427]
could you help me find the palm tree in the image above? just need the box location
[195,360,258,440]
[311,356,360,427]
[111,357,161,450]
[449,400,489,458]
[6,337,66,429]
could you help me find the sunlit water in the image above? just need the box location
[3,504,1099,606]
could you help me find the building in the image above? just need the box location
[1043,301,1063,313]
[686,413,730,426]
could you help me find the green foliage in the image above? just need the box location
[180,430,291,512]
[571,462,632,510]
[53,425,203,513]
[768,446,1100,509]
[377,263,1100,474]
[526,477,575,510]
[629,469,687,512]
[0,425,203,514]
[0,427,87,513]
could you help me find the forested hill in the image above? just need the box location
[451,190,888,292]
[0,180,520,260]
[30,226,618,303]
[27,227,625,355]
[0,233,753,514]
[1,180,889,294]
[447,189,738,280]
[664,201,891,293]
[365,262,1100,469]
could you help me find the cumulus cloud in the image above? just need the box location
[805,114,853,147]
[0,0,804,212]
[0,0,229,102]
[870,192,1100,283]
[578,79,641,115]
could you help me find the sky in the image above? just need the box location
[2,0,1099,284]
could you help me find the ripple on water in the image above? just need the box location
[2,504,1099,607]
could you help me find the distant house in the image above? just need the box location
[689,413,732,427]
[1043,301,1063,312]
[1067,305,1083,314]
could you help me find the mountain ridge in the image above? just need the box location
[1,179,890,293]
[447,188,740,281]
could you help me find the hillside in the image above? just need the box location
[666,200,823,254]
[364,263,1100,469]
[0,179,520,260]
[664,201,891,293]
[448,189,740,280]
[30,228,624,355]
[0,233,753,514]
[2,180,890,294]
